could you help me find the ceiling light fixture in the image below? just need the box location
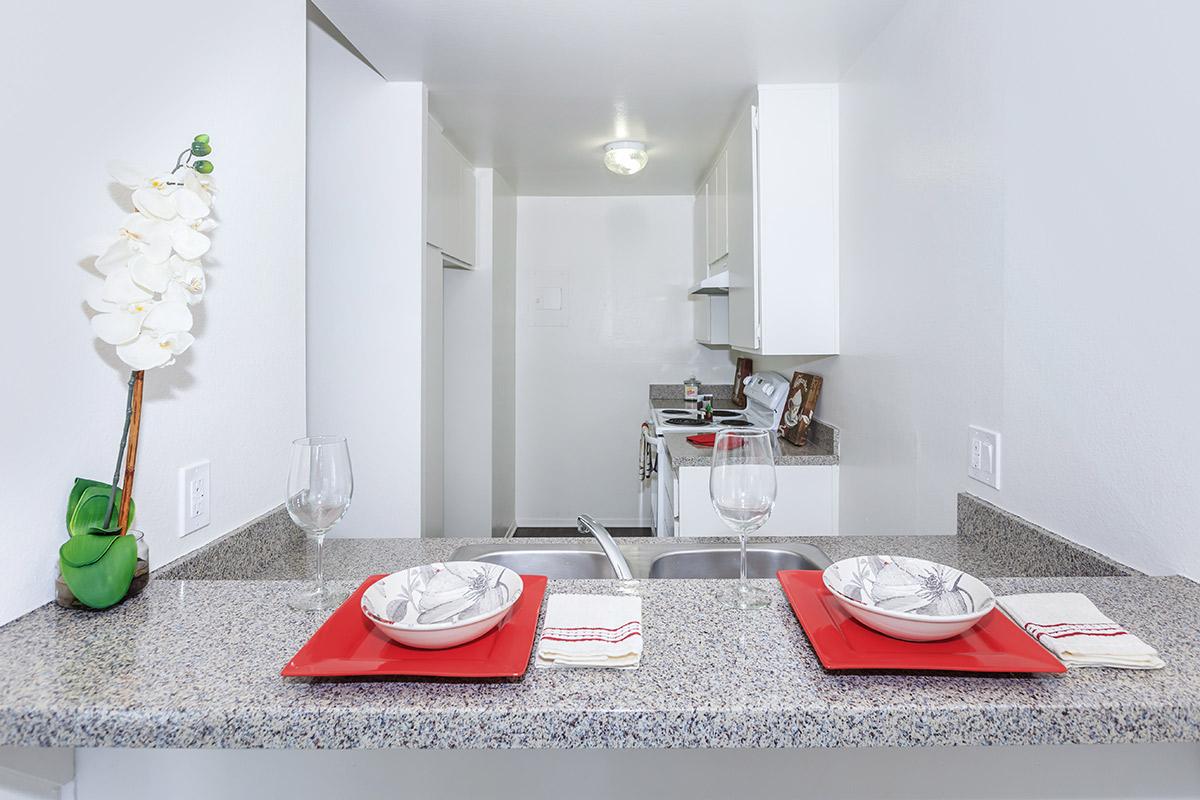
[604,141,648,176]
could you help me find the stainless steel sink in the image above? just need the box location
[465,548,618,579]
[647,548,824,579]
[449,540,831,579]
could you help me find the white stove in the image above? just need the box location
[643,371,792,536]
[650,406,752,434]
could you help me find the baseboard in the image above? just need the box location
[517,517,648,528]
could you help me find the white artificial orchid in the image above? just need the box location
[87,143,216,370]
[108,161,212,222]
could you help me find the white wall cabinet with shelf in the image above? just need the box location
[692,295,728,346]
[692,188,729,345]
[426,116,476,267]
[692,85,839,356]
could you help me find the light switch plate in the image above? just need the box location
[179,461,211,536]
[967,426,1001,489]
[530,270,568,327]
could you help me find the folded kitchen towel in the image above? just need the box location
[536,593,643,669]
[998,592,1165,669]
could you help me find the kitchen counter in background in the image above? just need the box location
[663,428,837,468]
[1,496,1196,750]
[648,388,839,468]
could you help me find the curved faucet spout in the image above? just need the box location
[577,514,634,580]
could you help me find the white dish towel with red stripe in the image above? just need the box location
[998,593,1164,669]
[536,594,643,669]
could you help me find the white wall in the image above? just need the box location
[516,196,731,527]
[813,0,1200,577]
[0,0,307,625]
[491,173,519,536]
[443,179,491,538]
[997,0,1200,578]
[443,168,518,538]
[777,0,1005,536]
[420,243,444,538]
[307,15,425,538]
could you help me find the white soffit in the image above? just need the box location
[314,0,904,195]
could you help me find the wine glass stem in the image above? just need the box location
[739,533,748,591]
[314,533,325,593]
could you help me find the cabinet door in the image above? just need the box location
[715,149,729,260]
[455,151,476,266]
[425,122,446,248]
[726,104,758,350]
[693,190,707,283]
[705,171,718,266]
[692,296,710,343]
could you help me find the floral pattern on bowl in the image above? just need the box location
[361,562,523,631]
[823,555,993,617]
[821,556,996,642]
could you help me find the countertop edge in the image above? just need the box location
[3,704,1197,750]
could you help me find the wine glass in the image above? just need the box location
[710,428,777,610]
[286,435,354,610]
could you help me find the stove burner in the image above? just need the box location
[711,410,742,418]
[718,419,754,427]
[660,409,693,416]
[663,417,704,426]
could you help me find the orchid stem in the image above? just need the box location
[171,147,193,174]
[102,372,137,530]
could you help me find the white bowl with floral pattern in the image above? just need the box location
[361,562,524,649]
[821,555,996,642]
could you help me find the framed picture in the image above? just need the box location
[779,372,823,446]
[731,357,753,408]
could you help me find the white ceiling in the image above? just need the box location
[315,0,905,195]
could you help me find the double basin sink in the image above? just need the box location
[448,539,832,580]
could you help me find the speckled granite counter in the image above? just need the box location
[663,430,837,467]
[0,567,1196,749]
[1,508,1197,750]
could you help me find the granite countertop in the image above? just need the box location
[1,513,1197,750]
[663,430,837,468]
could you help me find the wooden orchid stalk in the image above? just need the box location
[60,135,216,609]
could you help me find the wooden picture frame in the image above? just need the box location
[731,357,753,408]
[779,372,823,446]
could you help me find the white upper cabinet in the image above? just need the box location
[725,103,757,350]
[454,150,476,266]
[426,117,476,267]
[719,85,839,356]
[693,189,707,283]
[704,170,718,267]
[701,153,729,268]
[714,149,729,262]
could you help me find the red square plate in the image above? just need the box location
[777,570,1066,673]
[282,574,548,678]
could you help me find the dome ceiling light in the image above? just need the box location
[603,141,648,176]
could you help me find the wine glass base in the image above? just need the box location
[287,584,348,611]
[725,582,771,611]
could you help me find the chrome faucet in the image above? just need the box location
[577,515,634,580]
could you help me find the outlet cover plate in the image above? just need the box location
[967,426,1001,489]
[180,461,211,536]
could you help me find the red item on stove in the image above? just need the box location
[686,433,744,449]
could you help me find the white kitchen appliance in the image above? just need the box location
[643,371,791,536]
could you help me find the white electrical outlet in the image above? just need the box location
[967,426,1001,489]
[180,461,211,536]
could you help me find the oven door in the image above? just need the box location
[658,437,677,537]
[642,425,660,535]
